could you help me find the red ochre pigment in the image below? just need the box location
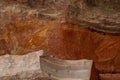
[48,22,120,73]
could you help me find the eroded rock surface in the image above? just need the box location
[0,0,119,55]
[48,22,120,73]
[0,50,45,80]
[0,0,120,79]
[0,0,70,55]
[66,0,120,33]
[0,19,54,55]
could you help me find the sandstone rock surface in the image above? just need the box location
[0,0,69,55]
[0,50,44,80]
[48,22,120,73]
[0,0,120,79]
[66,0,120,33]
[0,0,119,56]
[0,19,54,55]
[99,74,120,80]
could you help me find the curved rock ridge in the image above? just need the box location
[66,0,120,33]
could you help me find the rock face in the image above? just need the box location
[0,19,53,55]
[99,74,120,80]
[0,0,120,79]
[40,55,98,80]
[0,50,44,80]
[0,0,119,55]
[0,0,70,55]
[48,22,120,74]
[66,0,120,33]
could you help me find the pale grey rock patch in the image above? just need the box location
[0,50,45,80]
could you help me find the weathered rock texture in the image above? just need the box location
[40,55,98,80]
[0,50,44,80]
[0,0,70,55]
[0,19,54,55]
[48,22,120,79]
[48,22,120,73]
[99,74,120,80]
[0,0,119,55]
[66,0,120,33]
[0,0,120,80]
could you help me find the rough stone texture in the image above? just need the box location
[40,55,97,80]
[48,22,120,74]
[0,0,119,56]
[90,62,99,80]
[0,0,70,23]
[0,0,69,56]
[99,74,120,80]
[0,71,49,80]
[66,0,120,33]
[0,0,120,80]
[0,50,46,80]
[0,50,42,77]
[0,19,54,55]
